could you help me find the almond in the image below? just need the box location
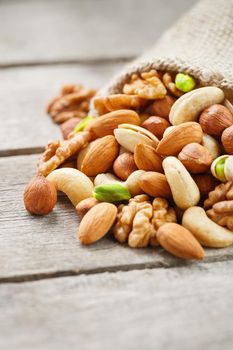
[81,135,119,177]
[85,109,140,138]
[78,202,117,244]
[134,144,163,172]
[139,172,172,198]
[156,122,203,156]
[157,223,205,260]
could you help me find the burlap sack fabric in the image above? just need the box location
[94,0,233,111]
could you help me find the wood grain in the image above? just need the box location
[0,0,197,65]
[0,261,233,350]
[0,63,123,155]
[1,154,233,282]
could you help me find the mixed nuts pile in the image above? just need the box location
[24,70,233,260]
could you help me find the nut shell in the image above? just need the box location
[199,104,233,136]
[24,175,57,215]
[222,125,233,155]
[113,152,137,180]
[178,143,213,174]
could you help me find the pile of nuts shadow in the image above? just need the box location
[24,70,233,261]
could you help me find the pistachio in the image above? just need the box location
[93,183,131,202]
[74,116,96,132]
[211,155,233,182]
[175,73,196,93]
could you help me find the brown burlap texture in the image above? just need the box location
[93,0,233,113]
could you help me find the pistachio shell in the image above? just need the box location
[225,156,233,181]
[211,155,229,182]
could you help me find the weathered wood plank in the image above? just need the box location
[1,154,233,281]
[0,62,123,155]
[0,0,197,65]
[0,261,233,350]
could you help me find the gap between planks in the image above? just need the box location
[2,253,233,285]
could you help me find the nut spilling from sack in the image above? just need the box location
[23,70,233,261]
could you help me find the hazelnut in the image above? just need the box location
[24,175,57,215]
[192,174,219,198]
[113,152,138,180]
[60,117,81,139]
[221,125,233,154]
[178,143,213,173]
[148,95,176,119]
[142,116,170,139]
[76,197,99,218]
[199,104,233,136]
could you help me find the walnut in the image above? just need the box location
[128,201,155,248]
[37,131,91,176]
[162,72,183,97]
[204,182,233,231]
[123,70,167,100]
[113,196,176,248]
[113,195,149,243]
[150,198,177,246]
[47,84,96,124]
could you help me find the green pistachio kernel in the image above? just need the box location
[175,73,196,93]
[74,116,95,133]
[93,183,131,203]
[215,158,227,182]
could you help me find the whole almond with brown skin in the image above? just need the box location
[199,104,233,136]
[148,95,176,119]
[60,117,81,139]
[81,135,119,176]
[192,174,219,198]
[178,143,213,174]
[222,125,233,154]
[142,116,170,139]
[134,144,163,172]
[139,172,172,198]
[157,223,205,260]
[24,175,57,215]
[113,152,137,180]
[85,109,140,138]
[156,122,203,156]
[78,202,117,244]
[76,197,99,218]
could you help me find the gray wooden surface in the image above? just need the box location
[1,261,233,350]
[3,1,232,350]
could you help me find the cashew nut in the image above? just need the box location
[47,168,93,206]
[94,173,123,186]
[182,206,233,248]
[163,157,200,209]
[202,133,221,160]
[169,87,224,125]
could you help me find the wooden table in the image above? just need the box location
[1,1,232,349]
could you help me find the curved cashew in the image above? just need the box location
[163,157,200,210]
[182,206,233,248]
[169,87,224,125]
[47,168,93,206]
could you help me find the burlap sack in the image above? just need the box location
[93,0,233,113]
